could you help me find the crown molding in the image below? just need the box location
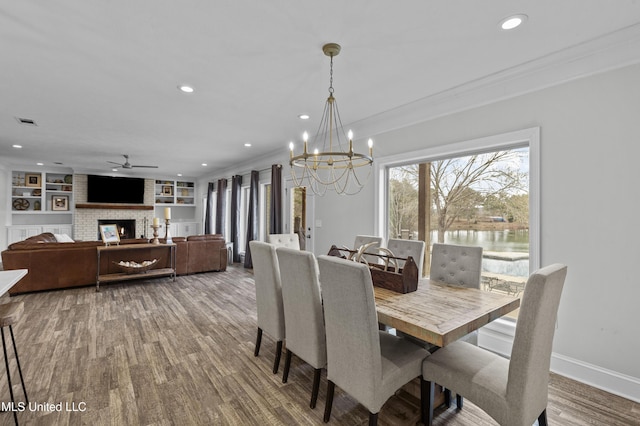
[351,23,640,138]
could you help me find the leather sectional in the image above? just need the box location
[1,233,228,294]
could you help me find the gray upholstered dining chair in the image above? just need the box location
[430,243,483,289]
[430,243,483,344]
[421,263,568,426]
[267,233,301,250]
[429,242,483,407]
[353,235,383,264]
[248,240,285,374]
[317,255,430,425]
[387,238,426,277]
[276,247,326,409]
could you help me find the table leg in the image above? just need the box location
[96,249,101,292]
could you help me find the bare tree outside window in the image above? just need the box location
[388,147,529,308]
[430,150,527,243]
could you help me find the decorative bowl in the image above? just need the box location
[113,259,159,274]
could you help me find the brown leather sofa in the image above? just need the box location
[1,233,228,294]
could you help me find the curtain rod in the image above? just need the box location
[214,164,281,182]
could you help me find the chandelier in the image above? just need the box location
[289,43,373,196]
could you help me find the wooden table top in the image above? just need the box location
[374,279,521,347]
[96,243,176,252]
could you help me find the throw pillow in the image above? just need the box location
[54,234,74,243]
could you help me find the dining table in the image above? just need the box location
[0,269,28,297]
[374,278,521,348]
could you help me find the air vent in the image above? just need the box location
[15,117,37,126]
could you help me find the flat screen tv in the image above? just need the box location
[87,175,145,204]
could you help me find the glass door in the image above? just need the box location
[285,179,314,252]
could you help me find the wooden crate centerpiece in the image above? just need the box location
[327,245,418,294]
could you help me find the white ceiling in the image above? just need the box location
[2,1,640,179]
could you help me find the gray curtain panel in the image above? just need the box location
[270,164,283,234]
[244,170,259,268]
[215,178,227,237]
[231,175,242,263]
[204,181,214,234]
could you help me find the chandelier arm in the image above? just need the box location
[331,100,348,151]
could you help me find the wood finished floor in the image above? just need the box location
[0,265,638,425]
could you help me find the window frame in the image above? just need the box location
[374,127,540,354]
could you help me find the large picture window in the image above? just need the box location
[377,128,539,322]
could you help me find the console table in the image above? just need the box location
[96,243,176,291]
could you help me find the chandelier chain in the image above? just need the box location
[329,54,334,95]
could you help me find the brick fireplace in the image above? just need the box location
[73,175,156,241]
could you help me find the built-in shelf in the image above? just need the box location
[155,180,195,206]
[11,171,73,213]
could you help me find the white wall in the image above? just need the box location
[188,62,640,400]
[311,63,640,399]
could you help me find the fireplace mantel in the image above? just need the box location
[76,203,154,210]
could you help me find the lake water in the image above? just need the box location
[430,229,530,277]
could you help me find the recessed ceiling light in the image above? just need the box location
[500,14,527,30]
[298,114,310,120]
[244,143,252,147]
[178,85,194,93]
[177,173,182,177]
[12,144,22,149]
[36,162,43,166]
[112,168,118,172]
[202,163,207,167]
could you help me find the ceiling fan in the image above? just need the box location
[108,154,158,169]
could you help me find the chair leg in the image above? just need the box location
[9,325,28,404]
[273,340,283,374]
[444,388,451,407]
[254,328,262,357]
[456,393,463,410]
[310,368,322,409]
[282,350,292,383]
[420,377,428,425]
[538,409,548,426]
[422,380,435,426]
[2,327,19,425]
[323,380,335,422]
[368,412,378,426]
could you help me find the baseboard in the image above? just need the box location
[550,353,640,403]
[479,321,640,403]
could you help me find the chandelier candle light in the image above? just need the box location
[289,43,373,195]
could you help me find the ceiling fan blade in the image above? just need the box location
[107,161,122,166]
[131,165,159,168]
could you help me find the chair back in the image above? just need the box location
[249,241,285,341]
[430,243,483,288]
[387,238,426,277]
[354,235,383,264]
[276,247,326,368]
[317,255,382,397]
[507,264,567,419]
[267,234,300,250]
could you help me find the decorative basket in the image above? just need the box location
[113,259,159,274]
